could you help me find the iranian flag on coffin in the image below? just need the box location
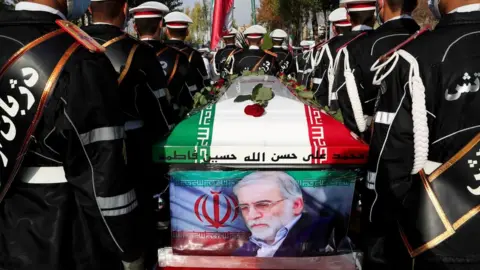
[153,75,368,165]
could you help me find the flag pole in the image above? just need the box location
[251,0,256,24]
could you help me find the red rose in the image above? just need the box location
[244,104,265,117]
[217,78,225,86]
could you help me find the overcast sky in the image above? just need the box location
[182,0,258,26]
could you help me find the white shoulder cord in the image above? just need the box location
[370,49,429,174]
[329,49,345,106]
[212,52,220,76]
[343,48,367,132]
[225,53,235,75]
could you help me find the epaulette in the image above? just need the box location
[336,31,367,53]
[56,20,105,53]
[378,25,432,62]
[264,49,278,57]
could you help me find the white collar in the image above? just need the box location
[351,24,373,31]
[93,22,118,27]
[140,37,156,41]
[449,4,480,13]
[249,45,260,50]
[386,14,413,23]
[169,38,184,41]
[273,45,282,48]
[15,2,66,20]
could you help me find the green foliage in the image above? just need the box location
[261,34,272,50]
[186,1,209,45]
[233,83,274,107]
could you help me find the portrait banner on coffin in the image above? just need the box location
[399,133,480,257]
[0,29,81,203]
[169,170,358,257]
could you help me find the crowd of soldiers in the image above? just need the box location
[0,0,479,269]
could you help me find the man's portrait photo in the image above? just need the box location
[231,171,345,257]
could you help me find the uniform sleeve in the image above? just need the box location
[363,57,415,236]
[311,51,327,101]
[135,46,174,139]
[334,48,366,136]
[62,52,142,263]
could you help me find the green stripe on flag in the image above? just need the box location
[152,105,216,163]
[170,170,357,187]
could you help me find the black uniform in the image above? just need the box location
[225,47,279,76]
[295,49,314,86]
[311,34,353,105]
[333,19,419,138]
[168,40,211,92]
[270,45,295,77]
[147,39,200,120]
[213,44,238,77]
[83,24,174,267]
[367,11,480,270]
[330,26,373,126]
[0,11,141,270]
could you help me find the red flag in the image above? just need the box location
[210,0,235,50]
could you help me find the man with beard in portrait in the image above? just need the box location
[232,171,347,257]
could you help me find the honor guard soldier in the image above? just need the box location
[330,0,375,121]
[270,29,296,78]
[311,7,352,105]
[164,11,211,92]
[0,0,143,269]
[212,28,239,79]
[295,40,315,85]
[130,2,196,121]
[333,0,419,140]
[365,0,480,269]
[85,0,175,267]
[225,25,279,76]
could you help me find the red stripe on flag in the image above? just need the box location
[304,105,327,164]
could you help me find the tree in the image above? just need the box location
[256,0,282,30]
[187,1,209,45]
[162,0,183,11]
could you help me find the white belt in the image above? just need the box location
[125,120,144,131]
[19,166,67,184]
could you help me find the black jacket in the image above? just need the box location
[225,47,279,76]
[311,33,355,105]
[367,11,480,269]
[270,46,295,77]
[334,19,419,138]
[158,39,202,120]
[0,11,142,270]
[167,40,211,92]
[213,44,238,76]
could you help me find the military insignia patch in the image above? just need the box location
[56,20,106,53]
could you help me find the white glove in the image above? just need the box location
[122,256,144,270]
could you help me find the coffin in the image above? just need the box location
[153,75,368,269]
